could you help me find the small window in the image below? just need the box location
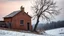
[20,20,24,25]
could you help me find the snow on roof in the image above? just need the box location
[4,10,20,18]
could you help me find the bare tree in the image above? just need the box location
[32,0,61,31]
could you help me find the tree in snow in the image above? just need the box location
[32,0,61,31]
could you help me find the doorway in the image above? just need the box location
[27,22,30,30]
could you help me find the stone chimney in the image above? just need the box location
[20,6,24,12]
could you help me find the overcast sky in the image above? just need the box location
[0,0,64,24]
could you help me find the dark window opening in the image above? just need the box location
[20,20,24,25]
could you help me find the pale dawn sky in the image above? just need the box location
[0,0,64,24]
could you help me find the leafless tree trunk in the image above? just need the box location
[32,0,61,31]
[33,16,40,31]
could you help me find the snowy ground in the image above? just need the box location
[0,29,54,36]
[45,27,64,36]
[0,27,64,36]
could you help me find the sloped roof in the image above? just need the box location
[4,10,20,18]
[4,10,31,18]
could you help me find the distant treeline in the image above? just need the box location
[33,21,64,30]
[43,21,64,30]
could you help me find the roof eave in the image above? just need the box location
[4,17,12,19]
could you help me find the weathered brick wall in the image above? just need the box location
[4,11,32,30]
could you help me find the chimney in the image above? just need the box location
[27,12,28,14]
[20,6,24,12]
